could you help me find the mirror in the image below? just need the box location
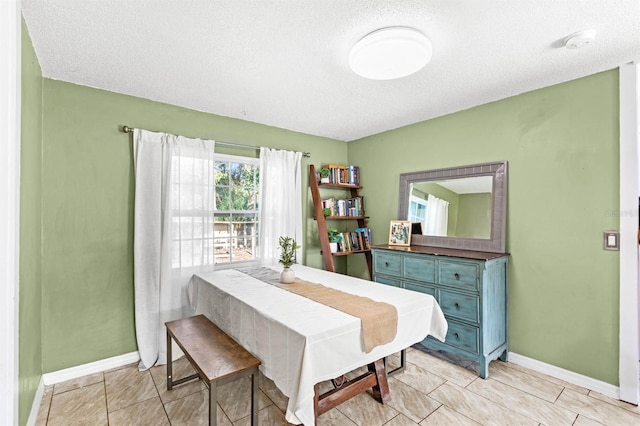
[398,161,507,253]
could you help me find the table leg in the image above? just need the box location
[251,370,259,425]
[167,331,173,391]
[209,381,217,426]
[369,359,391,404]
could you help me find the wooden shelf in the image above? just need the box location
[309,164,373,279]
[323,216,369,220]
[318,182,362,190]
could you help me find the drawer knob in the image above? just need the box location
[385,262,389,267]
[454,333,460,339]
[454,273,460,280]
[454,303,460,309]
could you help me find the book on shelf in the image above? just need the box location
[320,164,360,186]
[334,228,371,253]
[321,196,364,217]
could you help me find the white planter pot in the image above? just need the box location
[280,268,295,284]
[329,242,338,253]
[320,177,330,183]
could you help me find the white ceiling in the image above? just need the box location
[22,1,640,142]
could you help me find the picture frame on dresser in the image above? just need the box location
[388,220,411,246]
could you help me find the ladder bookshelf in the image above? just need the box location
[309,164,373,278]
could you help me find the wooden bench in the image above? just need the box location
[165,315,261,426]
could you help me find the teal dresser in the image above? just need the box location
[372,245,509,378]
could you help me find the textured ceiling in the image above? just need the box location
[22,0,640,142]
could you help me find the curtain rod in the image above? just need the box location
[121,125,311,158]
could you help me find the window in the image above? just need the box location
[213,154,260,265]
[409,194,427,232]
[170,152,260,268]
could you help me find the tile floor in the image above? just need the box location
[35,346,640,425]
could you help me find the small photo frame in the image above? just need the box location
[411,222,423,235]
[388,220,412,246]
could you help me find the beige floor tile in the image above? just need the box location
[588,390,640,415]
[466,377,577,425]
[108,396,169,426]
[392,363,446,395]
[408,350,477,388]
[149,356,204,404]
[335,391,399,426]
[216,376,273,422]
[317,407,358,425]
[35,385,53,426]
[164,390,233,426]
[386,378,440,422]
[489,360,564,402]
[428,382,537,425]
[233,404,290,425]
[573,414,606,425]
[53,372,104,395]
[504,361,590,395]
[47,382,107,426]
[556,388,640,425]
[384,413,420,425]
[419,405,481,425]
[104,365,158,412]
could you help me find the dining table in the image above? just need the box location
[187,263,447,425]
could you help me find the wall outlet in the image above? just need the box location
[603,231,620,251]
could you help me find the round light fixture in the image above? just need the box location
[349,27,432,80]
[564,30,597,49]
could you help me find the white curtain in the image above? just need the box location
[133,129,215,370]
[258,147,303,265]
[425,194,449,237]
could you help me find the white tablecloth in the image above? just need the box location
[187,264,447,425]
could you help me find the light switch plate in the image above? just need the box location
[603,230,620,251]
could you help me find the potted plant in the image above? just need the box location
[328,228,342,253]
[323,207,332,217]
[278,236,299,283]
[319,167,330,183]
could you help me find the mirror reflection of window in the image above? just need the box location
[407,176,493,239]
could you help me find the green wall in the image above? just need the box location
[40,80,347,372]
[348,70,620,384]
[19,19,43,426]
[457,193,492,238]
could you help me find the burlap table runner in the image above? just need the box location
[239,267,398,353]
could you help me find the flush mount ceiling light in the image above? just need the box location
[349,27,432,80]
[564,29,597,49]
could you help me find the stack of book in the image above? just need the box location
[336,228,371,252]
[321,196,364,217]
[321,164,360,185]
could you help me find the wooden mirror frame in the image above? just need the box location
[398,161,508,253]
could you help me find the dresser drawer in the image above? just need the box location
[405,281,436,297]
[439,261,479,290]
[404,256,436,283]
[375,275,402,288]
[440,290,479,323]
[374,252,402,276]
[444,321,479,355]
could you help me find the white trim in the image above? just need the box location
[25,378,45,426]
[509,352,619,400]
[619,61,640,405]
[0,1,21,425]
[42,351,140,386]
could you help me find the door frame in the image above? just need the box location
[619,61,640,405]
[0,0,21,424]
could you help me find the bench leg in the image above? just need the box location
[251,370,259,425]
[209,381,217,426]
[167,330,173,391]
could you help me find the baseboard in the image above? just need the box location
[42,351,140,386]
[509,352,620,400]
[26,377,45,426]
